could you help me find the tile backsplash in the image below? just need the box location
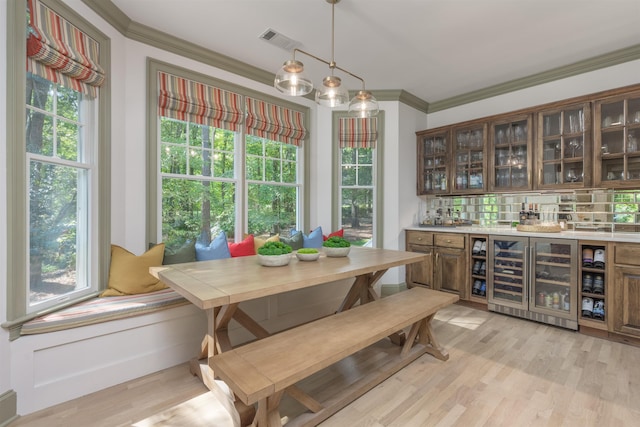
[419,189,640,232]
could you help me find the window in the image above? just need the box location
[340,147,375,245]
[4,0,109,326]
[159,119,237,246]
[246,135,299,236]
[26,75,97,311]
[148,62,308,248]
[333,113,384,247]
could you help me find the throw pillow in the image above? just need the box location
[246,233,280,252]
[280,231,303,250]
[303,226,323,248]
[101,244,167,296]
[163,239,196,265]
[228,234,256,257]
[195,231,232,261]
[323,228,344,241]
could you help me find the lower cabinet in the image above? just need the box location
[613,244,640,338]
[406,230,468,300]
[406,231,433,288]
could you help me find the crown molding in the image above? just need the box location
[83,0,640,115]
[428,43,640,112]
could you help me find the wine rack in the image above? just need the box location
[578,241,608,330]
[469,235,488,303]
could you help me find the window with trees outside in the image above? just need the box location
[335,113,383,247]
[160,119,238,247]
[4,0,109,325]
[150,64,308,249]
[26,75,97,311]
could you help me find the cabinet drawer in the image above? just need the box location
[615,243,640,266]
[407,231,433,246]
[434,233,465,249]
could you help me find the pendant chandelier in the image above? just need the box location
[274,0,379,117]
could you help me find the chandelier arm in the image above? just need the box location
[292,48,368,91]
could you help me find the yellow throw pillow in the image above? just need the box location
[246,234,280,252]
[101,244,167,296]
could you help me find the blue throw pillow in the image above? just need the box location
[195,231,232,261]
[303,226,323,248]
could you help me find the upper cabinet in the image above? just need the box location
[594,90,640,188]
[536,102,592,189]
[489,114,533,192]
[417,128,451,195]
[415,83,640,196]
[452,123,487,194]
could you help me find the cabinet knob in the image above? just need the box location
[446,239,451,243]
[417,237,422,241]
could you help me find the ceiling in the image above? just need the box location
[107,0,640,108]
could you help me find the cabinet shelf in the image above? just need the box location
[536,278,571,287]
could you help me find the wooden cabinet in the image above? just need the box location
[612,243,640,338]
[416,129,451,195]
[594,90,640,188]
[406,231,433,288]
[416,83,640,194]
[406,231,468,299]
[432,233,467,298]
[536,102,592,189]
[452,124,487,193]
[489,114,533,191]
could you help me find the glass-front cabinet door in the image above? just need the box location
[536,103,591,189]
[488,236,527,310]
[452,123,487,193]
[595,91,640,188]
[530,238,578,323]
[416,128,450,195]
[490,114,533,191]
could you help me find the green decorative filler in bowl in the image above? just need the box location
[322,236,351,257]
[257,241,293,267]
[296,248,320,261]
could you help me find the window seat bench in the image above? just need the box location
[20,288,189,335]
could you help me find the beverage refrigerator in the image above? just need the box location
[487,236,578,330]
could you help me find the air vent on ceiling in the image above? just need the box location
[259,28,301,51]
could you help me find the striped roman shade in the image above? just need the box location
[158,72,244,131]
[339,117,378,149]
[246,98,307,146]
[27,0,106,97]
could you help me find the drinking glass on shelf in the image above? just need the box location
[566,139,582,158]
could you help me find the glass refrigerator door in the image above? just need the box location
[488,236,527,309]
[530,238,578,320]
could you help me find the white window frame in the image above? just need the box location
[332,111,384,248]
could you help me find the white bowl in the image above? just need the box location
[296,251,320,261]
[258,253,291,267]
[323,246,351,257]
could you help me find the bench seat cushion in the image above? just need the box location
[21,288,188,335]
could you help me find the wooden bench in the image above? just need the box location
[210,286,458,427]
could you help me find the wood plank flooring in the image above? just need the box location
[10,304,640,426]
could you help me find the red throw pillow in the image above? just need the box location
[323,228,344,241]
[228,234,256,257]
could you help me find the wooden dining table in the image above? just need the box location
[155,246,426,385]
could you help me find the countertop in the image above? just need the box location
[405,225,640,243]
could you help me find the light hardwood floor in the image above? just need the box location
[10,304,640,427]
